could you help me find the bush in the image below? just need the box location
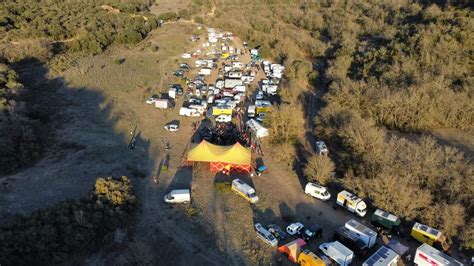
[194,16,204,24]
[178,9,190,20]
[214,181,230,193]
[304,155,335,185]
[158,11,178,21]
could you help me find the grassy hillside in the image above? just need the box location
[210,0,473,247]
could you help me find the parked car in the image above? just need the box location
[316,141,329,155]
[164,123,179,132]
[287,222,304,236]
[255,223,278,247]
[256,112,267,123]
[255,90,264,100]
[173,70,184,77]
[145,94,159,104]
[300,224,323,241]
[215,114,232,123]
[181,53,191,59]
[180,63,191,70]
[268,224,288,240]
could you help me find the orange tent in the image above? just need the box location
[278,238,306,263]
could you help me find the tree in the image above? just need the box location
[304,155,335,185]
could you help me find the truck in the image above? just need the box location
[414,244,464,266]
[336,190,367,217]
[411,222,450,252]
[363,246,400,266]
[305,182,331,201]
[344,219,377,249]
[333,226,369,256]
[319,241,354,266]
[370,209,402,236]
[231,179,258,203]
[163,189,191,203]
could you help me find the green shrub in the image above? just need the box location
[194,16,204,24]
[158,12,178,21]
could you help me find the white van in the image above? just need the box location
[164,189,191,203]
[199,68,212,76]
[179,107,200,117]
[305,182,331,201]
[247,105,256,118]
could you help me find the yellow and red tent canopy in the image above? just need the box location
[187,140,251,165]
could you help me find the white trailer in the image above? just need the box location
[337,190,367,217]
[414,244,464,266]
[319,241,354,266]
[231,179,258,203]
[199,68,212,76]
[345,219,377,249]
[363,246,400,266]
[179,107,200,117]
[155,99,171,109]
[232,61,244,69]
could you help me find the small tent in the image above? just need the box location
[278,238,306,263]
[187,140,252,173]
[246,119,269,138]
[387,239,409,256]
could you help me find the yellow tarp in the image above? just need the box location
[187,140,251,165]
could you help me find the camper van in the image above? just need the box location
[363,246,400,266]
[164,189,191,204]
[319,241,354,266]
[414,244,463,266]
[254,223,278,247]
[336,190,367,217]
[370,209,402,235]
[411,223,450,252]
[231,179,259,203]
[304,182,331,201]
[344,219,377,249]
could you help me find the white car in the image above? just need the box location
[255,90,264,100]
[146,95,158,104]
[181,53,192,59]
[255,223,278,247]
[316,141,329,155]
[164,124,179,132]
[215,115,232,123]
[286,222,304,236]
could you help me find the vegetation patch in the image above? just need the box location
[0,176,136,265]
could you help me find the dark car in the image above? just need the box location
[267,224,287,240]
[173,70,184,77]
[300,224,323,241]
[180,63,191,70]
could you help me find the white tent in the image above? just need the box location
[246,119,269,138]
